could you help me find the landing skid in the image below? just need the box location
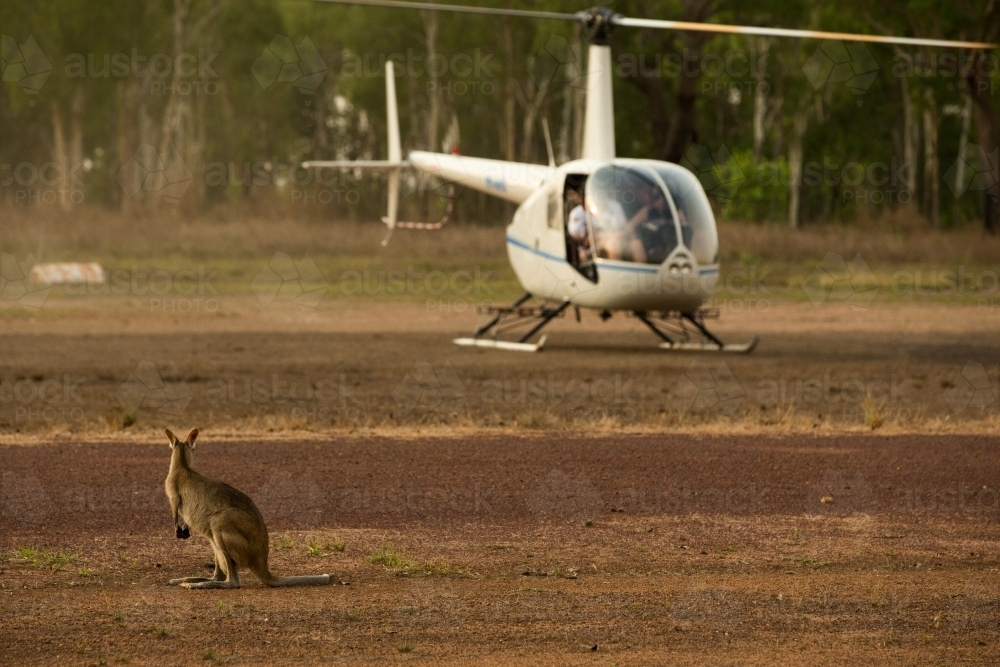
[452,293,569,352]
[635,310,759,354]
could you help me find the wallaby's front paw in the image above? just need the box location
[178,582,193,589]
[176,525,190,539]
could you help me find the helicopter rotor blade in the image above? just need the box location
[306,0,579,22]
[305,0,997,50]
[614,16,997,50]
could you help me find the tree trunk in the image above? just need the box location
[117,81,137,213]
[900,75,919,200]
[752,38,771,160]
[953,95,972,226]
[622,52,671,158]
[517,77,549,163]
[68,86,84,209]
[922,88,940,228]
[158,0,192,172]
[788,111,808,228]
[572,24,586,160]
[622,0,713,162]
[313,85,329,155]
[502,19,516,162]
[965,51,1000,234]
[663,29,703,162]
[422,10,440,153]
[50,101,69,212]
[557,26,581,164]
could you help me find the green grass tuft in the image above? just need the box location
[15,546,79,571]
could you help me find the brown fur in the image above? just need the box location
[164,428,331,589]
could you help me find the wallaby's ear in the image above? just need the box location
[187,428,199,448]
[165,429,177,448]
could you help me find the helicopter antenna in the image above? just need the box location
[541,118,556,169]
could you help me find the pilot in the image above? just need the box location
[624,186,673,263]
[602,185,664,264]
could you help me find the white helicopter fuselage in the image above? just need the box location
[505,159,718,313]
[409,151,720,313]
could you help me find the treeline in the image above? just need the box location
[0,0,997,230]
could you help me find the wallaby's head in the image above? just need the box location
[165,428,199,469]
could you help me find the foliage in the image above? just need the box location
[0,0,996,227]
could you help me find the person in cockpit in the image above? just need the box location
[625,186,673,264]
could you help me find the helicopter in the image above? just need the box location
[303,0,995,352]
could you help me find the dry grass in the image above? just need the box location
[2,408,998,446]
[718,208,1000,266]
[0,204,503,264]
[4,203,998,268]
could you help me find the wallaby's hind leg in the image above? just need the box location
[180,558,241,589]
[180,563,240,589]
[209,538,228,581]
[169,537,226,585]
[181,533,241,590]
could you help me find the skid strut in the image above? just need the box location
[454,293,570,352]
[635,309,758,354]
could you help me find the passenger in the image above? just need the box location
[565,188,588,245]
[589,191,628,260]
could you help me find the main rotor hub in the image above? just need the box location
[580,7,618,46]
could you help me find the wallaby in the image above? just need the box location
[164,428,331,589]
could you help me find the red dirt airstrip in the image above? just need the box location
[2,433,998,665]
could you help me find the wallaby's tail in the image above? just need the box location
[251,563,331,587]
[267,573,332,587]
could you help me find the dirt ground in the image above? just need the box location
[0,298,998,437]
[2,433,999,665]
[1,298,999,664]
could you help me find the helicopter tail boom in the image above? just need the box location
[407,151,552,204]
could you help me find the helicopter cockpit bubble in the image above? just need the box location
[585,165,680,266]
[651,164,720,267]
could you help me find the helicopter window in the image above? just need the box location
[652,164,720,266]
[585,166,679,265]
